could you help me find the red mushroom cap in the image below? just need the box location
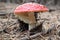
[14,3,48,14]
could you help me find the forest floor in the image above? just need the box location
[0,11,60,40]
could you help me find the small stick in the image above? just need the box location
[21,32,45,40]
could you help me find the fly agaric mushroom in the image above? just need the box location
[14,3,48,34]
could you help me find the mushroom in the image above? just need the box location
[14,3,48,34]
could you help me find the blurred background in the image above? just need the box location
[0,0,60,15]
[0,0,60,14]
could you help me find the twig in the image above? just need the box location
[8,22,18,27]
[21,32,45,40]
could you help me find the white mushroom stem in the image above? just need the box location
[28,12,36,31]
[29,23,36,31]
